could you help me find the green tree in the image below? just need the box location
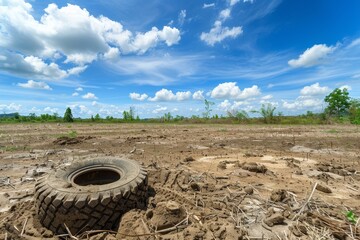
[123,107,135,121]
[63,107,74,122]
[106,116,114,121]
[29,113,36,121]
[324,88,350,116]
[349,99,360,124]
[94,113,101,121]
[174,115,184,121]
[203,99,215,119]
[14,112,20,120]
[129,107,135,120]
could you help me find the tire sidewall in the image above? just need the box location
[47,157,142,194]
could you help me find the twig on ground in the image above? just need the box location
[193,215,203,225]
[20,217,28,236]
[215,176,229,179]
[155,224,188,234]
[292,182,318,220]
[13,225,20,232]
[141,218,151,234]
[79,229,156,238]
[349,224,354,240]
[9,193,34,200]
[64,223,79,240]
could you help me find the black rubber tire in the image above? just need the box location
[34,157,148,235]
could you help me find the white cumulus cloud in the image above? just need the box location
[200,21,242,46]
[72,92,79,96]
[149,89,191,101]
[0,103,22,112]
[282,96,323,111]
[129,93,148,101]
[261,94,273,100]
[218,99,251,112]
[288,44,336,68]
[0,53,70,79]
[43,107,58,113]
[300,83,330,96]
[219,9,231,21]
[82,92,98,100]
[75,87,83,91]
[68,104,92,116]
[152,106,168,114]
[0,0,181,79]
[193,90,205,100]
[103,47,120,60]
[18,80,52,90]
[219,100,231,110]
[230,0,240,6]
[210,82,260,99]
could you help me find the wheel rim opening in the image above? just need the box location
[73,169,120,186]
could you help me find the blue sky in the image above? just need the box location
[1,0,360,118]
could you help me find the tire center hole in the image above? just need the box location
[73,169,120,186]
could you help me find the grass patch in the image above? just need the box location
[57,130,78,139]
[326,129,339,134]
[0,145,28,152]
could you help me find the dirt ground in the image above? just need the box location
[0,123,359,240]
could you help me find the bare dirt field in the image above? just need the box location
[0,123,359,239]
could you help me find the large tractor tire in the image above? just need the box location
[34,157,148,235]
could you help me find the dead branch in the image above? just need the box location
[64,223,79,240]
[292,182,318,220]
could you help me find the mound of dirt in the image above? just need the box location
[241,162,267,173]
[147,200,187,231]
[53,136,94,145]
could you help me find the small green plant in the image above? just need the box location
[326,129,338,134]
[203,99,215,119]
[345,210,358,224]
[68,130,77,138]
[251,104,277,123]
[0,146,28,152]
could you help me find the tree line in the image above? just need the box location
[1,87,359,124]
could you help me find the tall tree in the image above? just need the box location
[63,107,74,122]
[324,88,350,116]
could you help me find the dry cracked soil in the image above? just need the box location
[0,123,359,239]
